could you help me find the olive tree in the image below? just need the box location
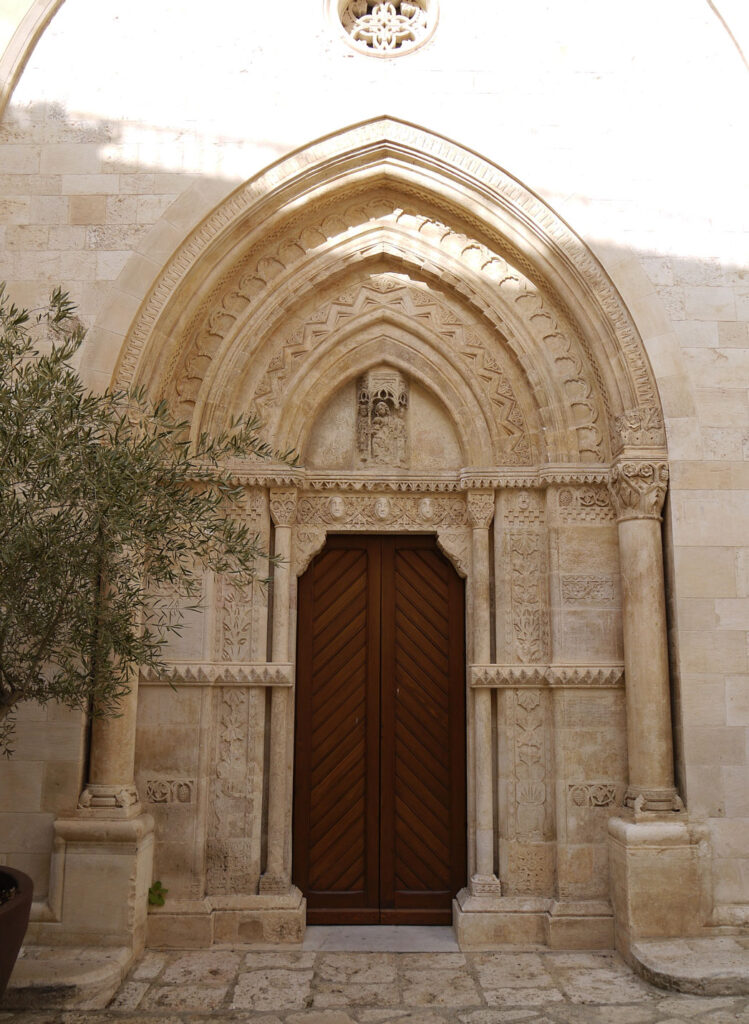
[0,286,289,755]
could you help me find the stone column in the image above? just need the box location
[467,491,501,894]
[259,487,296,893]
[609,461,682,814]
[78,664,140,815]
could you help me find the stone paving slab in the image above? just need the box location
[631,937,749,996]
[1,949,748,1023]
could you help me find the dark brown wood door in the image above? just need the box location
[293,535,466,924]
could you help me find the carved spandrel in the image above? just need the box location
[609,461,668,521]
[356,369,409,469]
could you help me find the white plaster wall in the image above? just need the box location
[1,0,747,921]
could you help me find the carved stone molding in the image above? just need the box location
[470,665,625,688]
[296,492,467,530]
[466,491,495,529]
[435,528,470,578]
[609,461,669,521]
[140,663,293,686]
[269,488,297,527]
[503,489,545,526]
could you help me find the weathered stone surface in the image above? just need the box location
[231,969,314,1011]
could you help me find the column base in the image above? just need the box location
[608,815,711,962]
[77,784,141,818]
[146,889,307,948]
[453,889,613,950]
[469,874,502,896]
[624,786,685,817]
[25,814,154,954]
[258,872,291,895]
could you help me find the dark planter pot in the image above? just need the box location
[0,868,33,998]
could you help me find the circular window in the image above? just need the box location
[336,1,438,57]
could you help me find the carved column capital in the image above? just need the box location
[609,461,668,521]
[466,491,495,529]
[269,488,297,527]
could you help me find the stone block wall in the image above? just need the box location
[0,0,747,932]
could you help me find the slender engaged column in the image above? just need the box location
[467,491,501,894]
[78,662,141,816]
[260,488,296,893]
[610,461,683,814]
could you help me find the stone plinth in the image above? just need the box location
[146,888,306,948]
[608,816,711,961]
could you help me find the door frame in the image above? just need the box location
[283,487,490,918]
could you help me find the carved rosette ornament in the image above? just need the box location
[341,0,432,54]
[466,492,495,529]
[269,489,297,527]
[609,462,668,521]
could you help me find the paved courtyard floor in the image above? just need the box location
[2,947,748,1024]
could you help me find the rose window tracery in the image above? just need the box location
[341,1,434,55]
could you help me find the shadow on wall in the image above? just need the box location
[0,98,747,916]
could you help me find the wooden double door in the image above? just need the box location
[293,534,466,924]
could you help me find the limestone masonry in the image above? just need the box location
[0,0,747,972]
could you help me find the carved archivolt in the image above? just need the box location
[229,272,536,466]
[115,119,662,457]
[164,198,609,464]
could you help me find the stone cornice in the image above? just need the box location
[140,663,294,686]
[470,665,625,688]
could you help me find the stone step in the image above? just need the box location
[631,936,749,996]
[0,946,131,1010]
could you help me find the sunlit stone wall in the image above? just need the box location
[0,0,747,930]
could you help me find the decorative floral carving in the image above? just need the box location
[342,0,430,53]
[296,492,467,529]
[613,405,666,450]
[356,369,409,468]
[466,492,495,529]
[561,575,616,604]
[145,779,195,804]
[269,488,297,527]
[556,485,615,522]
[569,783,619,808]
[508,532,549,663]
[509,690,550,840]
[609,461,668,521]
[207,687,263,894]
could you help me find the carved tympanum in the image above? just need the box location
[609,461,668,521]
